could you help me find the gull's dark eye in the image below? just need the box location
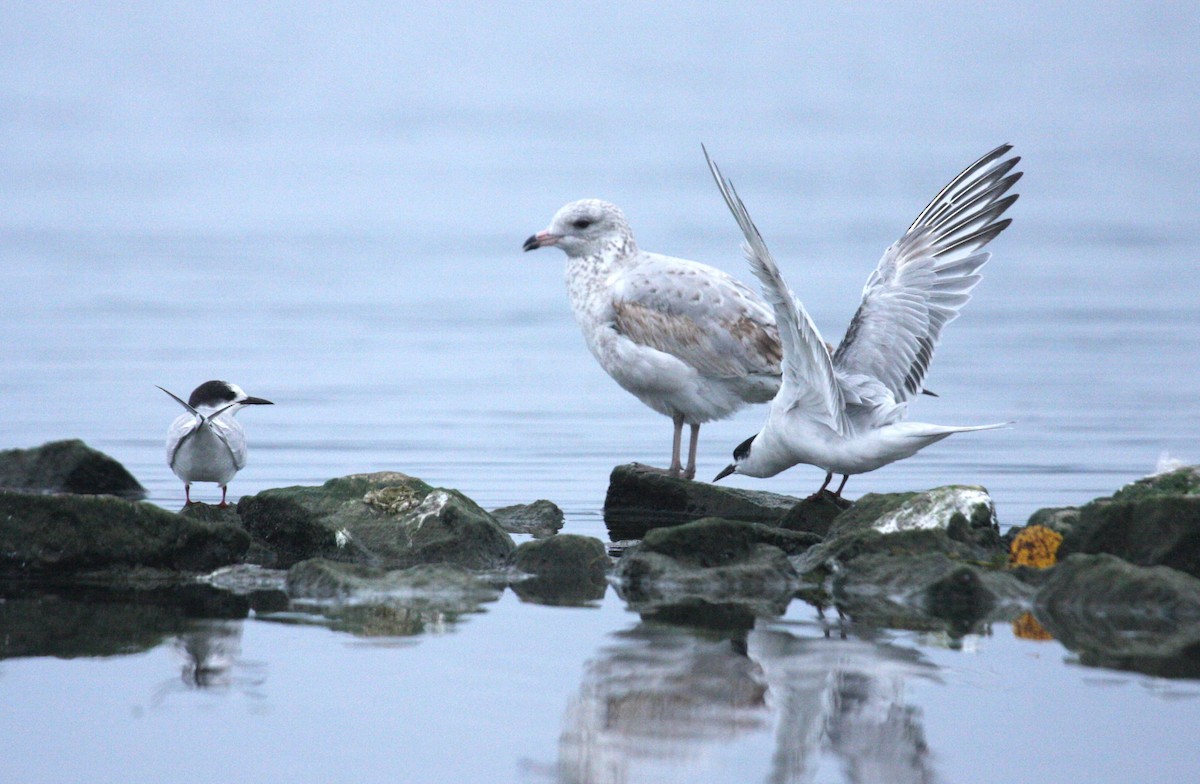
[572,218,593,230]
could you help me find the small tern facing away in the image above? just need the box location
[158,380,273,507]
[705,144,1021,497]
[524,199,782,479]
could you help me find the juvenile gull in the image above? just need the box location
[158,380,273,507]
[524,199,782,479]
[706,144,1021,497]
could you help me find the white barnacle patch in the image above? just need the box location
[335,528,352,548]
[872,486,996,534]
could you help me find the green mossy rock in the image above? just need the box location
[0,490,249,574]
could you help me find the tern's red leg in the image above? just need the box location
[185,484,194,506]
[833,474,849,498]
[218,485,229,509]
[807,472,833,500]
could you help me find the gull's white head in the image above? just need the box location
[187,380,273,415]
[523,199,635,259]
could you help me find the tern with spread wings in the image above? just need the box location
[706,144,1021,497]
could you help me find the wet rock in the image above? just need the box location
[1024,506,1081,538]
[512,534,609,605]
[1034,553,1200,677]
[834,549,1034,634]
[777,492,853,536]
[603,463,804,540]
[236,472,515,569]
[793,486,1005,579]
[491,499,564,538]
[1052,468,1200,578]
[284,558,503,637]
[0,439,145,498]
[616,518,817,618]
[0,490,249,574]
[0,582,249,660]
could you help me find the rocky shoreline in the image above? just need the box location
[3,439,1200,677]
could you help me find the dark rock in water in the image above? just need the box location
[0,439,145,498]
[1034,553,1200,678]
[833,549,1034,634]
[777,492,852,536]
[0,490,249,574]
[603,463,803,540]
[511,534,608,605]
[616,517,815,618]
[0,582,249,660]
[1051,466,1200,578]
[284,558,503,637]
[237,472,515,570]
[1023,506,1081,538]
[491,499,564,538]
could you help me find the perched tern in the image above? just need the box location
[705,144,1021,497]
[524,199,782,479]
[158,380,273,507]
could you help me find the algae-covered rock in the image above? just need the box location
[0,490,249,574]
[236,472,515,569]
[492,499,564,538]
[793,487,1005,579]
[776,492,853,536]
[1063,497,1200,577]
[603,463,804,540]
[512,534,608,605]
[1034,553,1200,677]
[616,518,816,618]
[0,439,145,498]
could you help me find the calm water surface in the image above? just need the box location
[2,3,1199,783]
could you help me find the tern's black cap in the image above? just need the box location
[187,380,238,408]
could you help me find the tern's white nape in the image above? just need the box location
[524,198,782,479]
[705,144,1021,498]
[158,380,273,508]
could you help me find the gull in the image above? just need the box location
[524,199,782,479]
[158,380,273,507]
[707,144,1021,497]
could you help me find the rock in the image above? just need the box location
[511,534,609,605]
[616,518,817,619]
[1034,554,1200,677]
[1061,501,1200,578]
[602,463,805,540]
[834,549,1035,634]
[236,472,515,569]
[777,491,853,536]
[0,582,250,660]
[284,558,503,637]
[1024,506,1081,538]
[793,487,1006,578]
[491,499,564,538]
[0,439,145,498]
[0,490,249,574]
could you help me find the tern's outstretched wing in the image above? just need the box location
[704,146,845,434]
[832,144,1021,403]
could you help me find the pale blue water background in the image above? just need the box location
[2,3,1199,782]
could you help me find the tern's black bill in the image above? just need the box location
[713,464,736,482]
[243,397,274,405]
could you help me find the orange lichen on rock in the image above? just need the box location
[1012,611,1054,641]
[1008,524,1063,569]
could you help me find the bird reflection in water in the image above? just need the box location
[152,621,266,704]
[554,616,942,784]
